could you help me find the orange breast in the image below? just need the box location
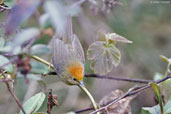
[68,63,84,81]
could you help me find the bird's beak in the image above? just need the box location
[79,81,85,87]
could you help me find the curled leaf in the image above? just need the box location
[160,55,169,63]
[87,41,120,75]
[47,89,58,114]
[106,33,132,43]
[150,82,164,114]
[99,90,132,114]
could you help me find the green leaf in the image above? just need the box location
[159,79,171,100]
[4,0,16,7]
[164,101,171,113]
[12,28,40,48]
[87,41,120,75]
[142,105,160,114]
[0,55,13,73]
[150,82,164,114]
[30,44,51,55]
[160,55,169,63]
[14,76,28,102]
[153,72,163,81]
[5,0,41,35]
[30,60,50,74]
[20,92,46,114]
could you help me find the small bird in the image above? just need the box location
[52,17,85,85]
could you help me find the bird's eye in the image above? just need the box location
[73,78,77,81]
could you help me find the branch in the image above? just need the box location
[90,73,171,114]
[2,73,26,114]
[43,71,151,84]
[85,74,151,83]
[75,107,93,113]
[29,55,54,69]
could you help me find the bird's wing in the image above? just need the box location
[72,34,85,64]
[52,37,69,75]
[62,16,73,44]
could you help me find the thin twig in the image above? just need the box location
[2,73,26,114]
[43,72,151,84]
[29,55,54,69]
[75,107,93,113]
[90,74,171,114]
[85,74,151,83]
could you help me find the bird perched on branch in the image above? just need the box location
[52,17,85,86]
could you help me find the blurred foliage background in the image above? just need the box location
[0,0,171,114]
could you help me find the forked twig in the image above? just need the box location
[90,73,171,114]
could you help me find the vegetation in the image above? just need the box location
[0,0,171,114]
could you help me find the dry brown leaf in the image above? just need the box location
[99,90,132,114]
